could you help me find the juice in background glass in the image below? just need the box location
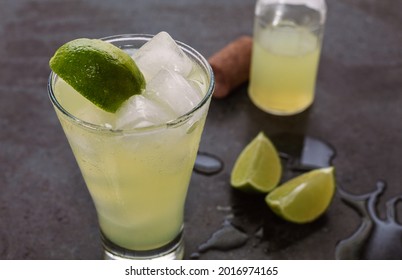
[248,0,326,116]
[48,33,214,260]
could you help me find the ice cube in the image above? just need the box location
[132,31,193,81]
[145,68,203,117]
[115,94,176,129]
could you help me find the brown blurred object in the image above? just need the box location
[208,36,252,98]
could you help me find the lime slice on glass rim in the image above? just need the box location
[265,167,336,223]
[230,132,282,193]
[49,38,145,113]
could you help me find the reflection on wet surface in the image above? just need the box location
[191,219,248,259]
[336,181,402,260]
[192,133,335,258]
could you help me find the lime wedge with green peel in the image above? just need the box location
[266,167,335,223]
[230,132,282,193]
[49,38,145,113]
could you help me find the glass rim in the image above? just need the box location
[47,33,215,134]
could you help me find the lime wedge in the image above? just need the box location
[230,132,282,193]
[49,38,145,113]
[265,167,335,223]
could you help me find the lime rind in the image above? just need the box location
[265,167,335,223]
[230,132,282,193]
[49,38,145,113]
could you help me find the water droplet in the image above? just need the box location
[189,252,200,259]
[197,220,249,253]
[216,205,232,212]
[336,181,402,260]
[194,152,224,175]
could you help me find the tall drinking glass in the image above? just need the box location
[248,0,327,116]
[48,34,214,260]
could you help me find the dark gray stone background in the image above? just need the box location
[1,0,402,259]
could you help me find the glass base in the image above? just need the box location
[248,89,313,116]
[101,230,185,260]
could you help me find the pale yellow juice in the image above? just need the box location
[51,38,211,252]
[54,78,208,251]
[249,23,321,115]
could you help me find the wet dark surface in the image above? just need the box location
[2,0,402,259]
[336,181,402,260]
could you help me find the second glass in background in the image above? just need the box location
[248,0,327,116]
